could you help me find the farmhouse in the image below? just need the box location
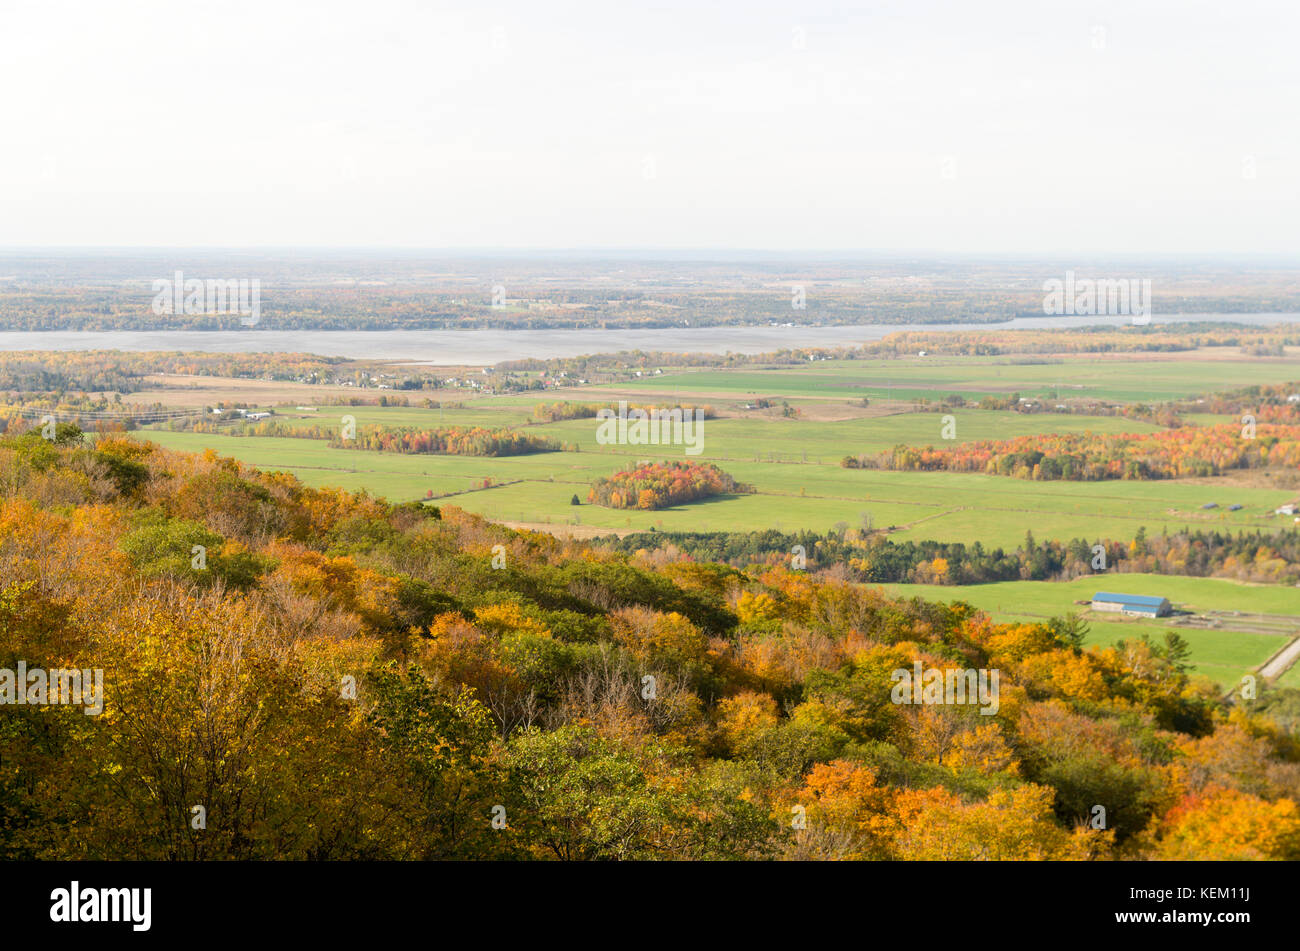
[1091,592,1172,618]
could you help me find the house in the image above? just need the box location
[1229,503,1243,511]
[246,411,271,421]
[1277,504,1298,516]
[1201,502,1218,509]
[1091,592,1172,618]
[1287,394,1300,403]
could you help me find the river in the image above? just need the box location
[0,313,1297,365]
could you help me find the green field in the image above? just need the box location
[880,574,1300,688]
[139,396,1297,548]
[612,355,1300,404]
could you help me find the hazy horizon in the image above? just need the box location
[2,247,1298,264]
[3,0,1297,255]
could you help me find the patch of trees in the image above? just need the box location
[1179,380,1300,421]
[587,461,753,509]
[532,400,715,422]
[331,425,561,457]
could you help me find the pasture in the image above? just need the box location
[607,352,1300,405]
[880,574,1300,688]
[138,392,1298,548]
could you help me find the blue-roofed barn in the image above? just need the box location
[1090,592,1171,618]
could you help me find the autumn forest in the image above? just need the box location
[2,425,1297,861]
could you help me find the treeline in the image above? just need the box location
[532,400,716,422]
[909,391,1183,428]
[330,425,560,457]
[2,429,1299,860]
[185,419,561,455]
[844,424,1300,480]
[600,524,1300,586]
[587,461,753,510]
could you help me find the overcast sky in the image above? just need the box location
[1,0,1296,254]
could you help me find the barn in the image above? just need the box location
[1090,592,1171,618]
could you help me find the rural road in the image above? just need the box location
[1260,636,1300,680]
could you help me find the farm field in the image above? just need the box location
[609,353,1300,405]
[260,404,538,430]
[880,574,1300,688]
[524,409,1167,460]
[137,394,1299,547]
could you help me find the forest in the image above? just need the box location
[2,425,1298,860]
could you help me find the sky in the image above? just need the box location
[1,0,1297,254]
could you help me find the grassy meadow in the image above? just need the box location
[880,574,1300,688]
[139,399,1296,547]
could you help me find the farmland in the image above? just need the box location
[878,574,1300,688]
[122,346,1300,690]
[136,387,1299,548]
[138,418,1297,546]
[605,352,1300,404]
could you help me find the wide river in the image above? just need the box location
[1,313,1297,365]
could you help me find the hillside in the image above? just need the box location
[2,426,1299,860]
